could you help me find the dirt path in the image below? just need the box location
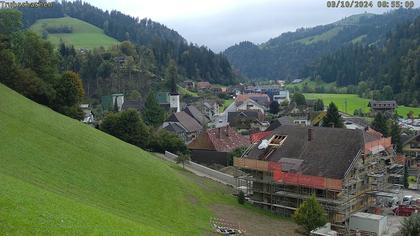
[208,204,301,236]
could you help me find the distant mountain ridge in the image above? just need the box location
[223,9,420,81]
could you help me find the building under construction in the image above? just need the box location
[234,126,394,226]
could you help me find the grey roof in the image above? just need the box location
[163,122,187,134]
[266,116,297,131]
[184,105,209,125]
[122,100,143,111]
[167,111,203,133]
[228,111,262,123]
[246,125,364,179]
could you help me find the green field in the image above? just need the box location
[30,17,119,49]
[303,93,420,117]
[221,99,234,112]
[0,83,279,235]
[177,85,198,97]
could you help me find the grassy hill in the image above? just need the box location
[29,17,119,49]
[0,83,229,235]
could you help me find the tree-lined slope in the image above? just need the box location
[20,1,238,84]
[0,83,213,235]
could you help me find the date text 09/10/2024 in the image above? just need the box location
[327,1,415,8]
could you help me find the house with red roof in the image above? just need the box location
[187,126,250,166]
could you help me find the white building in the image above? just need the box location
[273,90,290,104]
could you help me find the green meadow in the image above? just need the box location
[30,17,119,49]
[303,93,420,117]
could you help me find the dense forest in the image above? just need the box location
[304,16,420,106]
[224,9,420,81]
[18,0,238,85]
[0,10,84,119]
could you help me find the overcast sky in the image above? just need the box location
[86,0,407,52]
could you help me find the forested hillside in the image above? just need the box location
[0,10,85,120]
[224,9,420,81]
[19,1,237,85]
[305,16,420,106]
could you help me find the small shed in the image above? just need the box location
[349,212,387,236]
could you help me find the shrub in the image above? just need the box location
[238,191,245,205]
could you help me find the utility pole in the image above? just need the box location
[344,99,348,114]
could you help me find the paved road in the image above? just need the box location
[153,152,234,186]
[215,102,237,128]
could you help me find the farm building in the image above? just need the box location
[234,125,394,225]
[227,110,266,131]
[188,126,250,166]
[236,93,270,108]
[368,100,397,114]
[162,111,203,143]
[184,105,209,126]
[235,97,267,114]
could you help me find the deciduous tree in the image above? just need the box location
[293,195,327,234]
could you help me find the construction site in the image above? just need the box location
[233,125,399,233]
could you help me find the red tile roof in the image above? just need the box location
[188,126,250,152]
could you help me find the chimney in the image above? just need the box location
[218,127,221,139]
[308,128,313,141]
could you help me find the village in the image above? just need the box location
[79,79,420,236]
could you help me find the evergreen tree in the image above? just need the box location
[371,112,388,136]
[269,101,280,114]
[313,99,324,111]
[403,163,409,189]
[293,195,327,233]
[113,97,119,112]
[391,120,402,153]
[166,59,178,93]
[322,102,344,128]
[142,91,165,127]
[400,213,420,236]
[237,191,245,205]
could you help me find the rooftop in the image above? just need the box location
[188,126,250,152]
[245,126,364,179]
[166,111,202,132]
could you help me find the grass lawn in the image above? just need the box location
[221,99,234,112]
[303,93,420,117]
[177,85,198,97]
[303,93,370,114]
[30,17,119,49]
[0,83,296,235]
